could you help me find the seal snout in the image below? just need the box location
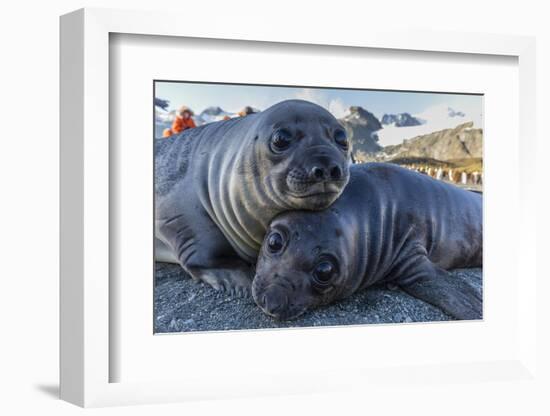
[252,279,295,320]
[260,288,288,317]
[305,146,347,184]
[285,152,349,204]
[310,164,343,182]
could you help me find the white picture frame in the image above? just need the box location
[60,7,538,407]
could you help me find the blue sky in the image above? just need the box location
[154,81,483,123]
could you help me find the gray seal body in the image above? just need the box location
[252,163,482,319]
[155,100,351,296]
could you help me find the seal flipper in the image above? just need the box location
[181,229,254,298]
[395,256,482,320]
[186,259,254,298]
[155,237,178,263]
[157,206,253,298]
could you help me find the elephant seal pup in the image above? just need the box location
[252,163,482,320]
[156,99,351,296]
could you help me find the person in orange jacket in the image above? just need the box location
[171,105,196,135]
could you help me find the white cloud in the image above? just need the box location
[328,97,348,119]
[293,89,349,119]
[415,104,479,129]
[293,88,319,103]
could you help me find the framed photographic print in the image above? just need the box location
[60,8,539,408]
[152,80,484,332]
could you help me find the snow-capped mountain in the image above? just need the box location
[338,106,383,154]
[381,112,423,127]
[377,104,480,147]
[336,102,482,164]
[155,108,175,123]
[155,107,175,138]
[200,106,229,116]
[447,107,465,117]
[196,106,237,124]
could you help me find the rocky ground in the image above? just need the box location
[154,262,482,333]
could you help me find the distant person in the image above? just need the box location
[238,106,256,117]
[161,106,196,138]
[171,105,196,134]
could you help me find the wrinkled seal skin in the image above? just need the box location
[155,100,351,296]
[253,163,482,320]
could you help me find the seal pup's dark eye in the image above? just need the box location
[270,129,293,152]
[312,260,337,286]
[267,231,285,253]
[334,129,349,150]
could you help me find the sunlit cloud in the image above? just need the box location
[293,88,349,119]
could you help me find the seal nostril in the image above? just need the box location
[330,165,342,180]
[311,166,326,181]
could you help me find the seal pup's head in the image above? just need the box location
[249,99,351,210]
[252,208,354,320]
